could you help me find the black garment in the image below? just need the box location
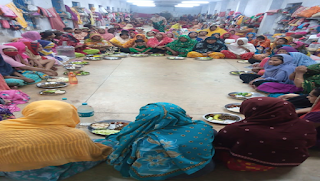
[248,58,262,64]
[252,80,277,87]
[240,74,261,83]
[120,48,130,53]
[150,48,166,53]
[287,95,313,109]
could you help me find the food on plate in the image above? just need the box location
[40,89,66,95]
[70,61,89,65]
[226,104,241,112]
[92,130,120,135]
[150,54,164,56]
[167,57,184,60]
[114,122,129,130]
[91,123,110,130]
[131,54,148,57]
[47,77,69,82]
[230,92,252,97]
[197,57,213,60]
[63,70,90,76]
[37,82,66,88]
[205,114,238,121]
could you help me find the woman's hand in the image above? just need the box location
[23,78,35,83]
[295,66,308,74]
[278,94,300,100]
[171,51,178,56]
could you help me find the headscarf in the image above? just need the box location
[171,23,182,30]
[147,32,173,48]
[227,29,240,40]
[261,54,296,84]
[151,29,160,33]
[301,64,320,93]
[165,35,197,57]
[211,33,224,44]
[104,102,215,180]
[215,97,316,167]
[123,34,148,48]
[227,38,256,55]
[220,32,231,40]
[37,40,55,56]
[58,33,79,47]
[246,32,256,41]
[193,36,227,53]
[292,41,305,48]
[0,54,15,76]
[18,31,41,42]
[99,30,114,41]
[270,37,292,51]
[122,24,134,30]
[203,25,227,36]
[289,52,316,67]
[5,42,29,59]
[0,100,112,172]
[276,46,298,54]
[23,42,40,55]
[0,45,26,67]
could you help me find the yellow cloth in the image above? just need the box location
[84,33,112,47]
[122,34,148,48]
[123,24,134,30]
[89,10,95,25]
[171,23,182,30]
[70,7,83,24]
[203,27,227,36]
[5,3,27,28]
[110,37,129,47]
[236,15,244,25]
[187,51,225,59]
[0,100,112,172]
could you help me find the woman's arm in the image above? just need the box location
[165,47,178,55]
[294,72,304,88]
[16,66,57,76]
[17,54,29,66]
[296,107,312,114]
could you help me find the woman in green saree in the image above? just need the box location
[150,14,167,32]
[165,35,197,57]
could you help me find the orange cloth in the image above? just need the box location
[251,37,271,48]
[297,6,320,18]
[122,34,148,48]
[0,74,10,90]
[0,100,112,172]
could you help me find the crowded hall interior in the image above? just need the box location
[0,0,320,180]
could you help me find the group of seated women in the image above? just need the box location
[0,99,318,180]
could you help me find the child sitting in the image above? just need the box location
[146,31,156,39]
[129,39,151,54]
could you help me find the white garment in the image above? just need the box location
[228,38,256,55]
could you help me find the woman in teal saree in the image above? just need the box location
[150,14,167,32]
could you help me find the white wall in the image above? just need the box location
[63,0,130,12]
[130,6,202,17]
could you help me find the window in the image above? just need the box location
[51,0,63,13]
[107,6,110,10]
[72,1,80,7]
[88,4,94,9]
[99,5,103,8]
[112,7,115,11]
[117,8,120,12]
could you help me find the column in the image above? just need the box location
[236,0,248,13]
[258,0,284,34]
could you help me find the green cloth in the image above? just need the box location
[75,52,85,58]
[303,63,320,93]
[83,49,100,55]
[153,20,165,32]
[129,45,152,53]
[165,35,197,57]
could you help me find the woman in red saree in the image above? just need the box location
[147,32,173,53]
[215,97,316,171]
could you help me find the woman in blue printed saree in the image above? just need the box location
[103,102,216,180]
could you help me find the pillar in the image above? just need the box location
[236,0,248,13]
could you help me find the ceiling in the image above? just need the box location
[127,0,223,7]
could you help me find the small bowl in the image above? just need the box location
[167,57,185,60]
[64,64,83,71]
[103,57,121,60]
[203,112,242,125]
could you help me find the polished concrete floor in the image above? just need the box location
[3,56,320,181]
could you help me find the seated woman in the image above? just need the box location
[277,46,316,66]
[251,35,271,53]
[196,30,208,42]
[0,45,57,76]
[300,88,320,148]
[228,29,240,40]
[147,32,173,54]
[123,34,149,49]
[129,39,152,54]
[188,31,198,41]
[166,35,197,57]
[104,102,216,180]
[220,33,232,41]
[37,40,63,62]
[40,31,56,42]
[166,32,176,40]
[240,54,295,87]
[0,100,112,180]
[290,41,311,56]
[109,33,131,52]
[23,42,57,70]
[0,54,35,86]
[251,46,298,76]
[215,97,316,171]
[246,32,256,43]
[204,25,227,36]
[84,34,112,53]
[98,28,114,41]
[146,31,156,39]
[187,37,226,59]
[278,64,320,109]
[221,38,255,60]
[267,37,291,56]
[73,28,86,41]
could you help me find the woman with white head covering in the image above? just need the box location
[221,38,256,60]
